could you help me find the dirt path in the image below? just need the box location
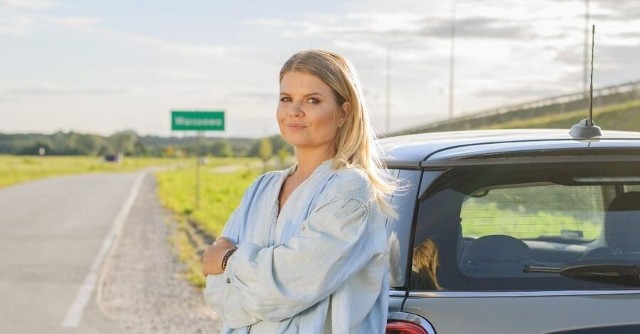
[98,174,222,333]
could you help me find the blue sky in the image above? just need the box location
[1,0,639,138]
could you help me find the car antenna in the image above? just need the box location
[569,24,602,139]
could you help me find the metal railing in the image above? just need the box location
[386,80,640,137]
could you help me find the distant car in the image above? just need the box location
[380,127,640,334]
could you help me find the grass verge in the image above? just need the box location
[155,159,260,287]
[486,100,640,130]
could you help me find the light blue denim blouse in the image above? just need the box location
[203,160,389,334]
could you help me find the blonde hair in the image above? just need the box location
[280,49,396,217]
[412,239,441,290]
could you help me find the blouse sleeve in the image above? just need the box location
[210,194,384,329]
[202,174,266,323]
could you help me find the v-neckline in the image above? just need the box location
[276,166,302,220]
[275,160,331,220]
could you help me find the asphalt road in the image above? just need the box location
[0,172,219,333]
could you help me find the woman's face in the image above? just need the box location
[277,71,349,154]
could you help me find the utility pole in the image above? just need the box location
[385,46,391,133]
[448,2,457,121]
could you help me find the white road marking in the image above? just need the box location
[61,172,146,328]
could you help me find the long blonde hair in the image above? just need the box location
[280,49,396,217]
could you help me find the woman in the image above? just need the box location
[202,49,395,333]
[411,238,442,290]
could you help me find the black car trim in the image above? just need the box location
[420,154,640,168]
[407,290,640,298]
[384,160,423,170]
[418,171,446,201]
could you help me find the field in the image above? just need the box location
[0,155,187,188]
[487,100,640,130]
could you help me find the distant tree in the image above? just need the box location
[277,146,292,168]
[269,135,292,155]
[19,140,52,155]
[76,134,103,156]
[108,130,139,156]
[0,131,264,157]
[48,131,76,155]
[211,140,233,157]
[259,137,273,172]
[246,135,291,158]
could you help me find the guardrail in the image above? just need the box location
[386,80,640,136]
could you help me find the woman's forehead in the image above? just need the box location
[280,71,332,94]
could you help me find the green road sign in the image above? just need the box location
[171,110,225,131]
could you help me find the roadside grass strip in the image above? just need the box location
[155,161,259,286]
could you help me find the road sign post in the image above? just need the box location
[171,110,225,210]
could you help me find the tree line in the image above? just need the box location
[0,131,292,159]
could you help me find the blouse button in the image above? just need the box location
[226,278,231,284]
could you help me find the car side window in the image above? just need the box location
[411,163,640,292]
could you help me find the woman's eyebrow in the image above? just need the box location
[279,91,324,97]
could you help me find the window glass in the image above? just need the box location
[411,163,640,292]
[461,184,604,241]
[386,169,423,289]
[625,185,640,192]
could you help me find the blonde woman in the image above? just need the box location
[202,49,395,333]
[411,238,442,291]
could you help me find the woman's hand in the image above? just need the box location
[202,237,237,276]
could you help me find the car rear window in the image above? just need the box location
[410,163,640,292]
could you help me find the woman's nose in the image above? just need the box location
[289,102,304,117]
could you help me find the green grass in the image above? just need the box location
[155,158,260,286]
[486,100,640,130]
[0,155,189,188]
[155,159,259,236]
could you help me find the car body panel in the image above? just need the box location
[379,129,640,165]
[402,292,640,334]
[382,129,640,334]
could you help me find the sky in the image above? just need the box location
[1,0,639,138]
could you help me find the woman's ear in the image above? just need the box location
[338,101,351,127]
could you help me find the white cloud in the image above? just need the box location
[45,16,102,27]
[158,69,212,80]
[0,17,36,35]
[242,18,289,27]
[0,0,55,10]
[43,16,242,57]
[5,83,131,96]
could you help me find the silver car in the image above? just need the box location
[381,128,640,334]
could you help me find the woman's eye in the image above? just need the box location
[307,97,320,104]
[279,96,291,102]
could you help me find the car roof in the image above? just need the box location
[378,129,640,168]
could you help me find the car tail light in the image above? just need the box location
[386,320,429,334]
